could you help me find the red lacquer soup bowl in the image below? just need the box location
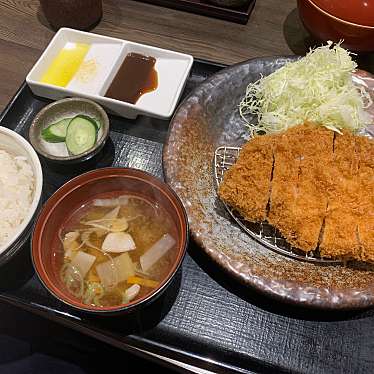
[31,167,188,314]
[298,0,374,52]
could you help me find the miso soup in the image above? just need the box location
[57,194,178,307]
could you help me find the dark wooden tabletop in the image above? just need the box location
[2,0,373,112]
[0,0,312,111]
[1,2,374,373]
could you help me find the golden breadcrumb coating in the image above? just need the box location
[218,135,274,222]
[218,122,374,262]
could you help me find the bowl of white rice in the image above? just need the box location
[0,126,43,266]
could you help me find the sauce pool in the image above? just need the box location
[105,52,158,104]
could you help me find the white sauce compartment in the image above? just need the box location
[26,28,194,119]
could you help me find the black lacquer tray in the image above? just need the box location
[0,59,374,373]
[135,0,256,24]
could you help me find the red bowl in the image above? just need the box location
[31,167,188,314]
[298,0,374,52]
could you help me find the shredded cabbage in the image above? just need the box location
[239,42,372,135]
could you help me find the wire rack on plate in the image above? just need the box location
[214,146,342,264]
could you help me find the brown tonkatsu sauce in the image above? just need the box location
[105,52,158,104]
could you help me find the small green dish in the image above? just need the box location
[29,97,109,164]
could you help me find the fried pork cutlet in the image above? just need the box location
[218,122,374,262]
[266,128,301,245]
[268,125,333,251]
[218,135,274,222]
[356,136,374,261]
[319,131,361,260]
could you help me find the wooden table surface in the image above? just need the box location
[0,2,374,372]
[0,0,373,111]
[0,0,304,111]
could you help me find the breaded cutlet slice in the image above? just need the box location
[319,131,361,259]
[355,136,374,261]
[287,125,334,251]
[319,210,360,260]
[218,135,274,222]
[267,127,304,247]
[268,124,333,251]
[359,216,374,262]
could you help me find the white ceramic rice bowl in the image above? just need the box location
[0,126,43,264]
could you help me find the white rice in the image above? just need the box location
[0,149,34,246]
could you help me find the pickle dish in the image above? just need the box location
[29,97,109,164]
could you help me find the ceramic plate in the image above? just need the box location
[163,56,374,309]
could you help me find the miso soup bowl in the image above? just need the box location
[31,167,188,314]
[298,0,374,52]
